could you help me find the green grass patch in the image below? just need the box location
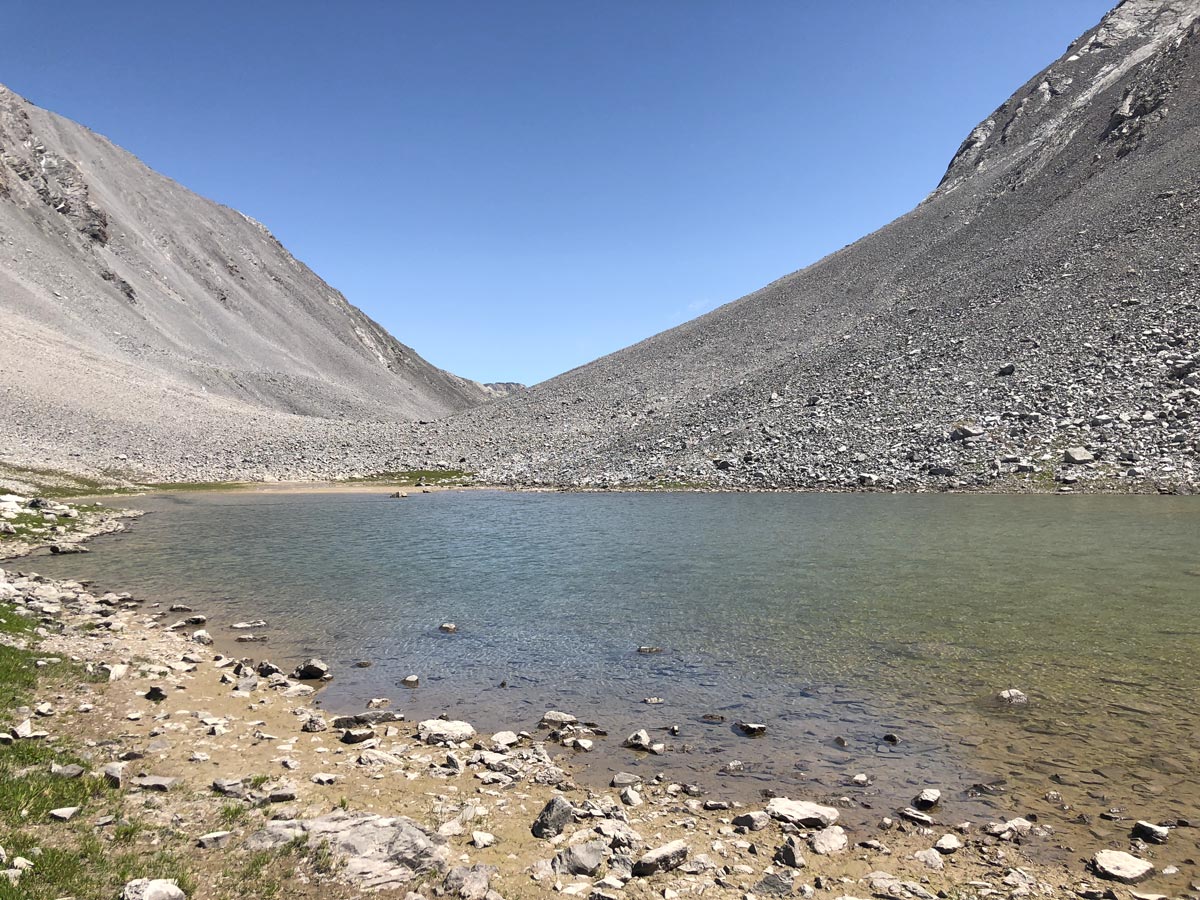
[0,509,87,544]
[0,601,203,900]
[0,602,116,829]
[219,801,250,826]
[0,829,195,900]
[137,481,250,493]
[0,743,113,828]
[0,461,135,499]
[346,468,473,485]
[0,604,41,718]
[223,849,282,899]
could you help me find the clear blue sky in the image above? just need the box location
[6,1,1113,385]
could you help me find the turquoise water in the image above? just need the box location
[29,490,1200,838]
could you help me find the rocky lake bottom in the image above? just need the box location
[27,489,1200,874]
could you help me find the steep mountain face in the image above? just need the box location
[0,82,491,480]
[404,0,1200,492]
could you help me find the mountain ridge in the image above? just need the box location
[2,0,1197,491]
[398,0,1200,492]
[1,80,496,481]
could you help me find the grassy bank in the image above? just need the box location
[0,597,366,899]
[0,602,196,898]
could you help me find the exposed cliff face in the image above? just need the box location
[0,81,491,474]
[937,0,1199,196]
[405,0,1200,492]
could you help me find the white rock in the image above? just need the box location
[766,797,840,828]
[810,825,847,855]
[913,848,945,870]
[121,878,187,900]
[417,719,476,744]
[1092,849,1155,884]
[934,834,963,854]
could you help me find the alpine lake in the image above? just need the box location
[29,489,1200,867]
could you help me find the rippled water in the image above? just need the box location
[27,490,1200,849]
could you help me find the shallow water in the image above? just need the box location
[27,490,1200,849]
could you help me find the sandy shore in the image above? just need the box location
[0,498,1191,899]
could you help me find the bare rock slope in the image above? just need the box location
[0,82,491,481]
[412,0,1200,491]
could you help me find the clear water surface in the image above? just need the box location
[27,490,1200,849]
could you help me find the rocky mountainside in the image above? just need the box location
[0,82,493,481]
[403,0,1200,492]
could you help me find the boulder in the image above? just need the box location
[913,848,945,870]
[912,788,941,810]
[774,836,806,868]
[1132,820,1169,844]
[531,796,576,838]
[103,761,128,789]
[121,879,187,900]
[554,839,609,876]
[733,810,771,831]
[949,423,985,441]
[766,797,840,828]
[1064,446,1095,465]
[934,834,963,854]
[633,840,689,876]
[417,719,475,744]
[247,810,447,890]
[443,864,497,900]
[292,658,330,680]
[810,825,848,855]
[1092,849,1154,884]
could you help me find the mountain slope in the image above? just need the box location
[407,0,1200,492]
[0,82,492,480]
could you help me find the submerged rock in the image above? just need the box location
[912,788,941,810]
[998,688,1029,705]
